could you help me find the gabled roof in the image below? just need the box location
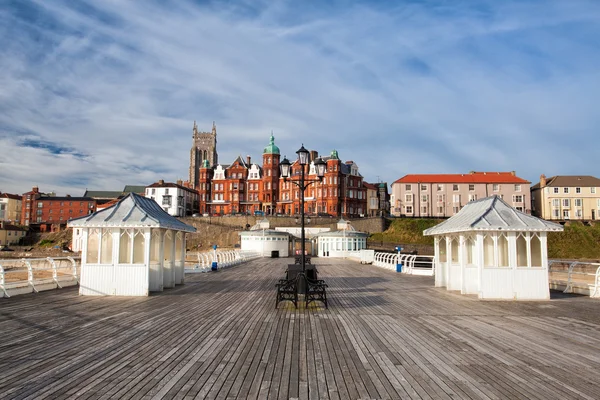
[395,172,529,185]
[68,193,196,232]
[84,190,123,199]
[531,175,600,190]
[363,182,378,190]
[0,223,27,231]
[0,193,21,200]
[122,185,146,194]
[423,195,563,236]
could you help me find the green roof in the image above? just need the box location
[122,185,146,194]
[83,190,123,199]
[202,159,210,168]
[330,149,339,160]
[263,133,280,155]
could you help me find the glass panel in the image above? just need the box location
[498,234,509,267]
[87,229,99,264]
[466,237,474,265]
[175,232,183,262]
[119,229,132,264]
[150,230,161,263]
[451,238,459,263]
[133,230,146,264]
[483,235,495,267]
[438,238,447,262]
[164,231,173,262]
[100,229,113,264]
[516,234,528,267]
[531,234,542,266]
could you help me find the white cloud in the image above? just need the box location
[1,0,599,195]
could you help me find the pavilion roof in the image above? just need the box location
[68,193,196,232]
[423,195,563,236]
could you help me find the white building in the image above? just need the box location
[145,180,199,217]
[315,219,368,258]
[239,218,291,257]
[68,193,196,296]
[424,195,563,300]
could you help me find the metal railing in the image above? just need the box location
[548,260,600,298]
[372,252,435,276]
[185,250,262,272]
[0,257,80,298]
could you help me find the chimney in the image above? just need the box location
[176,179,183,186]
[310,150,318,163]
[158,179,164,185]
[510,171,516,176]
[66,194,71,197]
[246,155,251,166]
[32,186,39,194]
[540,174,547,187]
[0,221,4,229]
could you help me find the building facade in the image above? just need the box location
[363,182,389,217]
[193,132,367,218]
[0,193,22,222]
[189,121,218,189]
[390,172,531,217]
[531,175,600,221]
[145,180,200,217]
[0,221,27,246]
[20,186,96,231]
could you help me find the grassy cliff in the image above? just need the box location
[372,219,600,261]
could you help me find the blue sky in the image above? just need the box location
[1,0,599,196]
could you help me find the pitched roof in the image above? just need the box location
[146,181,198,193]
[394,172,529,185]
[363,182,378,190]
[423,195,563,236]
[531,175,600,190]
[0,193,21,200]
[68,193,196,232]
[122,185,146,194]
[0,223,27,231]
[83,190,123,199]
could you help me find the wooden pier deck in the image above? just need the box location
[1,258,600,399]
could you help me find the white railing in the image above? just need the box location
[185,250,262,273]
[0,257,80,298]
[372,252,435,276]
[548,260,600,298]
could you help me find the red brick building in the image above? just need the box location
[192,133,367,218]
[21,186,96,231]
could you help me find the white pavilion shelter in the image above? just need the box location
[423,195,563,300]
[68,193,196,296]
[239,218,291,257]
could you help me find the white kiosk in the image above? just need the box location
[316,219,368,258]
[68,193,196,296]
[239,218,292,257]
[423,195,563,300]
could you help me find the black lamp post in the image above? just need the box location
[280,145,326,274]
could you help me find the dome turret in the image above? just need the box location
[263,132,280,155]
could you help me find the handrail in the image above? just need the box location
[372,252,434,276]
[548,260,600,298]
[185,250,261,272]
[0,257,81,298]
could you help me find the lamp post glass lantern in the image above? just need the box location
[280,145,325,274]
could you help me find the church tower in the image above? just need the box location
[189,121,218,189]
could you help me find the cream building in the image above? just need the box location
[0,221,27,247]
[391,172,531,217]
[531,175,600,221]
[0,193,22,222]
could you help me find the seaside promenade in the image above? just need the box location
[1,258,599,399]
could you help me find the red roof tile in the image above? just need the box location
[394,172,530,184]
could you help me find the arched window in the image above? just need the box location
[203,150,207,160]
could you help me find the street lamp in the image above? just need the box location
[280,145,326,275]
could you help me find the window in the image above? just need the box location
[437,206,444,214]
[421,195,428,203]
[563,187,569,194]
[405,194,413,202]
[468,194,477,202]
[421,184,427,191]
[552,199,560,207]
[592,187,597,194]
[576,187,581,194]
[515,206,524,212]
[562,199,570,207]
[452,194,460,203]
[452,206,460,214]
[493,184,499,192]
[468,184,475,191]
[575,199,582,207]
[452,184,459,191]
[405,205,413,214]
[514,184,521,192]
[513,195,523,203]
[437,194,444,202]
[575,209,582,218]
[563,209,570,219]
[437,184,443,191]
[552,209,560,218]
[421,206,427,214]
[405,184,412,191]
[553,187,559,194]
[37,202,43,208]
[36,209,42,215]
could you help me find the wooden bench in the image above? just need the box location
[275,278,298,308]
[305,278,328,308]
[276,264,327,308]
[294,255,311,265]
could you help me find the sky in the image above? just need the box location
[1,0,600,196]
